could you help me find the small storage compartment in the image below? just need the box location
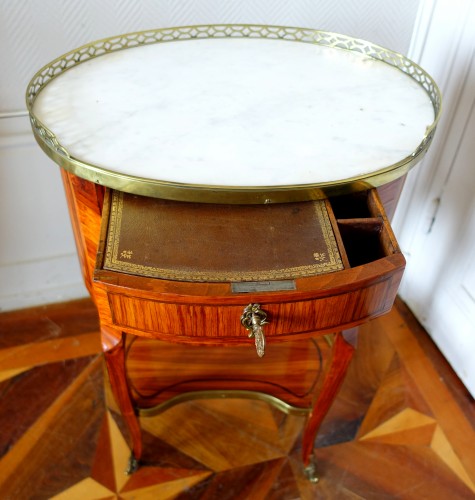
[330,191,373,219]
[330,189,400,268]
[337,220,385,267]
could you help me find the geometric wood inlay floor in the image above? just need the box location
[0,298,474,499]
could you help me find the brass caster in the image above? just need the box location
[125,453,139,475]
[304,457,319,484]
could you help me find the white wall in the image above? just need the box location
[0,116,87,311]
[0,0,421,311]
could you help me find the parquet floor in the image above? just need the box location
[0,298,474,499]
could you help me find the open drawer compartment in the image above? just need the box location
[330,190,400,268]
[93,188,405,343]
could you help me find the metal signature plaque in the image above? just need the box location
[232,281,296,293]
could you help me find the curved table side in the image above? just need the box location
[60,170,404,474]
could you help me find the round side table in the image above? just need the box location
[27,24,440,481]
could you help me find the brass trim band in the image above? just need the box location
[137,389,312,417]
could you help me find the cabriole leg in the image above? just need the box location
[101,326,143,473]
[301,328,357,481]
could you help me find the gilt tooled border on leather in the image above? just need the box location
[104,191,344,282]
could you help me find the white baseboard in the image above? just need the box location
[0,254,88,312]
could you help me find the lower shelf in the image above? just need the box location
[125,336,331,412]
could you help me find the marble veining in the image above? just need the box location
[33,38,434,187]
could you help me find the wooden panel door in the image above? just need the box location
[394,0,475,396]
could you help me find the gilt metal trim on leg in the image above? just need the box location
[125,453,139,475]
[304,455,319,483]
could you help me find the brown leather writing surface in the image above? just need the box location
[103,191,343,282]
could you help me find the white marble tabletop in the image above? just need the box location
[33,37,434,188]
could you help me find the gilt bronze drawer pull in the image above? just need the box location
[241,304,269,358]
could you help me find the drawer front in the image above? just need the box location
[107,272,401,342]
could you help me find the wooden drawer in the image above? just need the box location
[93,189,405,345]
